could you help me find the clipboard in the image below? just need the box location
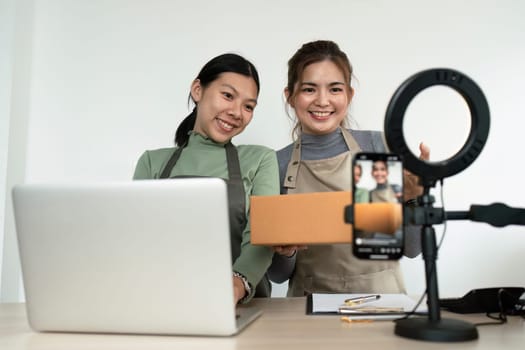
[306,293,427,320]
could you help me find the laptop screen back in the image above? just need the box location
[13,178,241,336]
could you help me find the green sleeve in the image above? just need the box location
[232,149,279,302]
[355,187,370,203]
[133,151,154,179]
[133,149,173,179]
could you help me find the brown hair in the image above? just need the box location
[286,40,354,138]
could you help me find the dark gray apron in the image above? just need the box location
[160,141,270,297]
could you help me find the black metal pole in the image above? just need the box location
[421,224,440,321]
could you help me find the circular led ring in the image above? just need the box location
[384,68,490,185]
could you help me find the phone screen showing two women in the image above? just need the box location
[352,152,404,260]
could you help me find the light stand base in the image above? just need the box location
[395,317,478,342]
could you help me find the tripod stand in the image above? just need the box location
[395,186,525,341]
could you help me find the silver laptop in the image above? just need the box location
[12,178,262,336]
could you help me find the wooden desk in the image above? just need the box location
[1,298,524,349]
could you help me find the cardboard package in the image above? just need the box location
[250,191,401,245]
[250,191,352,245]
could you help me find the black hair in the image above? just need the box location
[174,53,260,146]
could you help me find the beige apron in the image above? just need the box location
[371,185,398,203]
[284,128,406,296]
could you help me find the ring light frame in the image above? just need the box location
[384,68,490,186]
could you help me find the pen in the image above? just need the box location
[341,316,373,323]
[344,294,381,306]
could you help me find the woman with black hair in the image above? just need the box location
[133,53,279,304]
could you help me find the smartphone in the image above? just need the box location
[352,152,404,260]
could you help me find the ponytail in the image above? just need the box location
[174,107,197,147]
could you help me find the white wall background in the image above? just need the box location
[2,0,525,301]
[0,0,12,298]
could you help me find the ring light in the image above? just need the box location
[383,68,491,342]
[384,68,490,186]
[351,68,523,342]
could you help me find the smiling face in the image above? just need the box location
[372,161,389,184]
[191,72,258,144]
[287,60,353,135]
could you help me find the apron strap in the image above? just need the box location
[225,142,242,183]
[224,142,247,251]
[159,142,186,179]
[340,127,361,152]
[283,141,301,189]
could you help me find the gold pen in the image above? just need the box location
[344,294,381,306]
[341,316,374,323]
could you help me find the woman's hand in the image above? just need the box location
[233,275,246,304]
[403,142,430,200]
[272,245,307,257]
